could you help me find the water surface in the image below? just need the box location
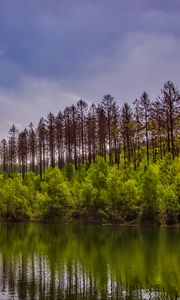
[0,224,179,299]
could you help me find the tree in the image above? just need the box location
[28,122,36,173]
[77,99,88,165]
[55,111,64,169]
[121,103,133,165]
[150,99,164,161]
[139,92,151,165]
[86,103,97,165]
[1,139,8,174]
[8,124,18,174]
[97,105,107,160]
[140,165,160,225]
[37,117,47,178]
[101,94,117,164]
[161,81,180,159]
[46,112,55,168]
[133,99,143,169]
[70,105,78,170]
[111,102,120,166]
[18,129,28,178]
[64,107,73,164]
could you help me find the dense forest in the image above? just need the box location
[0,80,179,224]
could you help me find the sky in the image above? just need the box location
[0,0,180,138]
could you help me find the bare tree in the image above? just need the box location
[28,122,36,172]
[55,111,65,169]
[77,99,88,164]
[86,103,97,165]
[97,105,107,160]
[46,112,56,168]
[161,81,180,158]
[18,129,28,178]
[37,117,47,178]
[1,139,8,174]
[101,94,117,164]
[121,103,134,165]
[139,92,151,165]
[8,124,18,174]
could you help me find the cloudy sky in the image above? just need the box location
[0,0,180,138]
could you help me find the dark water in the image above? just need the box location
[0,224,180,299]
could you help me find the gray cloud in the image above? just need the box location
[70,31,180,102]
[0,76,80,138]
[2,0,178,82]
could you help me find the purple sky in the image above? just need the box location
[0,0,180,137]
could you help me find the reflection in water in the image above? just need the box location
[0,224,179,299]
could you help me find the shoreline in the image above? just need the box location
[0,217,180,228]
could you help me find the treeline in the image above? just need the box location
[0,80,179,224]
[0,80,179,177]
[0,155,179,225]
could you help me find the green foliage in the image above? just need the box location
[106,167,140,222]
[64,163,76,182]
[41,167,71,219]
[87,156,108,189]
[0,155,179,224]
[121,179,140,221]
[159,153,175,185]
[80,180,98,216]
[106,167,122,204]
[0,175,30,220]
[159,184,179,225]
[140,165,161,225]
[76,164,87,183]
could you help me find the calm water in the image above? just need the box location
[0,224,179,299]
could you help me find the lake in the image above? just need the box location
[0,224,179,299]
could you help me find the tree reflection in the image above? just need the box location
[0,224,179,299]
